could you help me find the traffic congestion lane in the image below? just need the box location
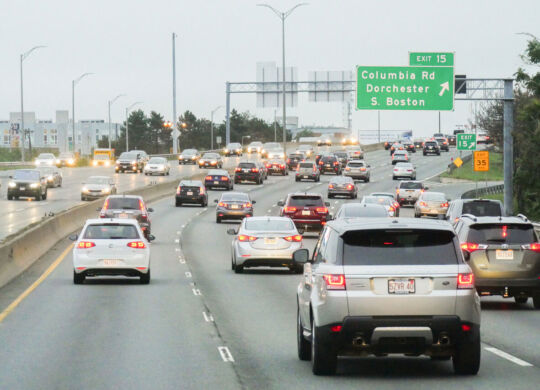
[0,200,240,390]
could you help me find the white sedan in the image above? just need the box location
[70,218,153,284]
[144,157,171,176]
[35,153,57,166]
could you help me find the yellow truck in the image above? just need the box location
[92,148,115,167]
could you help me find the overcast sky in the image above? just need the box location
[2,0,538,140]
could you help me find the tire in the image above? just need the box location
[176,200,182,207]
[297,305,311,361]
[7,195,12,200]
[234,264,243,274]
[431,356,451,361]
[515,296,528,304]
[295,178,299,182]
[140,270,151,284]
[328,194,334,199]
[452,328,480,375]
[231,255,236,271]
[216,217,221,223]
[35,192,41,201]
[42,190,47,200]
[202,200,208,207]
[423,152,427,156]
[366,176,370,182]
[392,176,396,180]
[311,322,337,375]
[81,196,86,201]
[316,176,320,182]
[533,293,540,309]
[73,271,85,285]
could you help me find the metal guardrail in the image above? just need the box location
[461,184,504,199]
[0,161,32,166]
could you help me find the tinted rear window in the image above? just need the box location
[467,224,535,244]
[238,163,256,168]
[83,224,139,239]
[321,156,336,162]
[400,182,422,189]
[222,194,249,201]
[462,201,502,217]
[245,219,294,231]
[299,163,314,168]
[107,198,140,210]
[348,162,365,167]
[119,153,138,159]
[425,142,437,146]
[288,196,323,207]
[342,229,458,265]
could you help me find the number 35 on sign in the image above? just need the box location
[474,151,489,172]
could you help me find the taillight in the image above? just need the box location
[238,235,257,242]
[218,202,226,207]
[393,201,399,208]
[323,274,346,290]
[328,184,334,189]
[441,202,449,207]
[280,164,285,169]
[205,175,212,180]
[330,325,342,332]
[333,161,338,166]
[199,187,205,195]
[419,201,427,207]
[251,168,259,173]
[77,241,95,249]
[243,203,252,208]
[284,235,302,242]
[266,164,271,168]
[221,176,229,181]
[389,206,395,212]
[460,242,487,253]
[127,241,146,249]
[502,225,507,238]
[521,243,540,252]
[316,207,328,214]
[360,167,366,171]
[319,161,323,165]
[284,206,297,213]
[235,168,241,172]
[346,184,354,190]
[176,186,181,195]
[457,273,474,289]
[393,169,398,172]
[287,158,290,163]
[345,167,351,171]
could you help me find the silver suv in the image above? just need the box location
[396,180,427,206]
[293,218,481,376]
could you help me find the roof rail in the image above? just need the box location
[516,214,529,222]
[460,214,477,222]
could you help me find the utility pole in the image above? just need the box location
[72,73,93,155]
[210,105,222,150]
[172,32,179,154]
[503,79,514,214]
[274,109,277,142]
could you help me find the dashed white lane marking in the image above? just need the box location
[185,271,192,278]
[176,231,181,235]
[175,248,181,252]
[178,258,186,264]
[181,224,185,228]
[203,312,214,322]
[175,239,180,243]
[218,346,235,362]
[192,288,202,296]
[267,209,272,213]
[485,347,533,367]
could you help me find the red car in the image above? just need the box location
[278,193,330,233]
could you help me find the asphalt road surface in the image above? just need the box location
[1,147,537,389]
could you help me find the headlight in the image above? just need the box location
[210,160,217,164]
[47,175,53,181]
[116,161,120,164]
[159,166,164,170]
[179,155,184,159]
[35,161,40,165]
[102,187,110,193]
[92,160,98,166]
[224,149,229,153]
[199,160,204,164]
[8,181,16,188]
[191,156,196,159]
[131,160,137,165]
[105,161,110,167]
[68,159,74,165]
[30,183,39,188]
[82,187,89,193]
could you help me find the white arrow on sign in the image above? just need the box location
[439,81,449,96]
[172,129,180,138]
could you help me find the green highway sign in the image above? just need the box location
[409,52,454,66]
[356,66,454,111]
[457,133,477,150]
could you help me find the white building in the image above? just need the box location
[0,111,121,155]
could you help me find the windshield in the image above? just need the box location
[396,163,413,168]
[362,197,392,206]
[462,201,502,217]
[202,153,218,159]
[119,153,137,160]
[87,177,110,185]
[342,229,458,265]
[400,182,422,189]
[421,193,446,201]
[245,219,294,231]
[14,170,40,181]
[264,143,280,149]
[59,153,73,158]
[299,163,314,169]
[288,196,323,207]
[83,224,140,239]
[468,224,535,244]
[106,198,140,210]
[182,149,196,155]
[348,162,365,167]
[148,158,166,164]
[238,163,256,169]
[37,154,55,159]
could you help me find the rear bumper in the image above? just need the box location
[176,195,205,203]
[343,172,368,180]
[75,267,149,277]
[235,174,259,181]
[217,210,251,219]
[205,180,230,188]
[328,189,355,196]
[475,277,540,296]
[296,174,317,180]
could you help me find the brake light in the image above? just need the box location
[460,242,487,252]
[502,225,507,238]
[127,241,146,249]
[333,161,339,166]
[316,207,328,214]
[457,273,474,289]
[266,164,271,168]
[328,184,334,189]
[284,206,297,213]
[205,175,212,180]
[284,235,302,242]
[238,235,257,242]
[77,241,95,249]
[280,164,285,169]
[221,176,229,181]
[441,202,449,207]
[360,167,366,171]
[323,274,346,290]
[346,184,354,190]
[345,167,351,171]
[199,187,205,195]
[330,325,342,333]
[461,324,472,332]
[287,158,290,163]
[521,243,540,252]
[176,186,181,195]
[419,201,427,207]
[251,168,259,173]
[235,167,241,172]
[319,161,323,165]
[218,202,226,207]
[393,201,399,208]
[243,203,252,208]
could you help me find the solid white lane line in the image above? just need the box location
[203,312,214,322]
[485,347,533,367]
[176,230,181,235]
[218,346,235,362]
[192,288,202,296]
[185,271,192,278]
[178,258,186,264]
[175,239,180,243]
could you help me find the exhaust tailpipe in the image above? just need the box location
[438,334,450,345]
[352,336,365,346]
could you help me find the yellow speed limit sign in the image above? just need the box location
[473,151,489,172]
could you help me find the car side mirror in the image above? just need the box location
[367,165,371,168]
[325,202,330,207]
[227,228,237,235]
[147,208,154,213]
[147,234,156,242]
[252,200,256,204]
[277,201,284,207]
[214,199,219,203]
[69,234,78,241]
[425,186,429,190]
[293,248,310,264]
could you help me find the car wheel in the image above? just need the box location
[140,270,151,284]
[514,296,528,304]
[231,254,236,271]
[176,200,182,207]
[452,327,480,375]
[295,178,299,182]
[234,263,243,274]
[73,271,85,285]
[216,217,221,223]
[35,192,41,201]
[532,293,540,309]
[202,200,208,207]
[297,305,311,361]
[7,195,13,200]
[392,176,396,180]
[311,322,337,375]
[431,356,451,361]
[81,196,86,201]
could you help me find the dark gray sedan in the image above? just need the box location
[215,192,255,223]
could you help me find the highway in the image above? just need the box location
[0,147,538,389]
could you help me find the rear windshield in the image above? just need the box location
[238,162,256,168]
[107,198,140,210]
[334,152,347,157]
[462,201,502,217]
[245,219,294,231]
[342,229,458,265]
[321,156,336,162]
[222,193,249,202]
[348,162,365,167]
[467,224,535,244]
[288,196,323,207]
[363,197,391,206]
[422,193,446,201]
[14,170,40,180]
[400,182,422,189]
[148,158,166,164]
[299,163,314,169]
[343,206,388,218]
[289,154,303,159]
[38,154,55,159]
[203,153,218,158]
[425,142,437,146]
[83,224,139,239]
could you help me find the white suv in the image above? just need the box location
[293,218,481,375]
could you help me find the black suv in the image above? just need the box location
[115,152,145,173]
[455,215,540,308]
[99,195,154,239]
[318,155,342,175]
[287,153,304,170]
[446,199,504,224]
[176,180,208,207]
[423,141,440,156]
[7,169,48,201]
[234,162,264,184]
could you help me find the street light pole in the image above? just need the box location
[172,32,179,154]
[210,105,223,150]
[72,72,93,155]
[108,94,125,149]
[242,135,251,149]
[19,45,45,162]
[125,102,142,152]
[258,3,308,156]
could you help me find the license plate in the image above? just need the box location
[187,191,193,195]
[302,210,310,216]
[214,181,219,184]
[326,164,331,167]
[231,204,240,209]
[102,259,121,266]
[264,238,277,245]
[388,279,415,294]
[243,169,249,172]
[118,213,129,218]
[496,249,514,260]
[406,190,414,193]
[303,175,309,179]
[431,209,439,213]
[20,187,26,190]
